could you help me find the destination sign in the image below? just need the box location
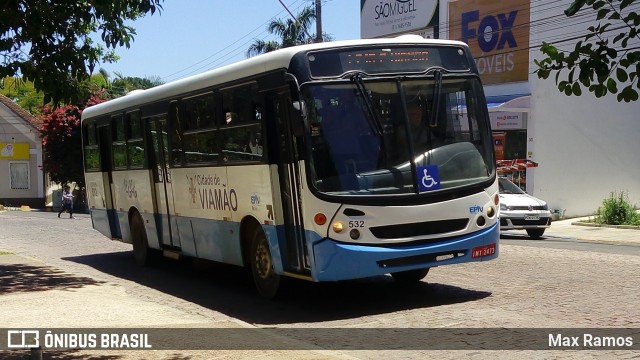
[308,46,471,77]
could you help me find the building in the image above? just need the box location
[0,94,45,208]
[361,0,640,217]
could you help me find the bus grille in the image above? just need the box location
[377,250,467,268]
[508,205,547,210]
[369,218,469,239]
[506,218,552,226]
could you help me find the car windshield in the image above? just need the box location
[301,76,494,196]
[499,178,525,194]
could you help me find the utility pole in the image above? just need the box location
[277,0,314,42]
[315,0,323,43]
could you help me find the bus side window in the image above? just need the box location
[112,114,127,169]
[181,93,219,164]
[169,101,184,166]
[126,110,144,168]
[220,84,264,162]
[83,121,101,171]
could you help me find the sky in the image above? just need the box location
[98,0,361,83]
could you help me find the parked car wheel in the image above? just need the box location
[526,228,545,239]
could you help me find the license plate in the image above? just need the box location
[524,215,540,220]
[472,244,496,258]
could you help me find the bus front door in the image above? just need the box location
[270,92,309,274]
[147,115,181,250]
[97,124,120,238]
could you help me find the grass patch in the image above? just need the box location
[594,191,640,226]
[0,251,14,255]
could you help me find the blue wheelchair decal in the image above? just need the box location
[417,165,441,192]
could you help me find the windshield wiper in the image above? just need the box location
[350,73,384,135]
[429,69,443,128]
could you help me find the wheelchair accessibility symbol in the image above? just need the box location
[417,165,441,192]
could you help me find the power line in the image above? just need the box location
[161,0,310,82]
[160,0,638,83]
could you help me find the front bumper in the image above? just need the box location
[499,214,552,230]
[311,223,499,281]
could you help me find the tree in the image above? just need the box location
[39,92,107,191]
[1,0,163,104]
[101,71,164,98]
[247,5,333,57]
[534,0,640,102]
[0,77,44,115]
[37,70,161,190]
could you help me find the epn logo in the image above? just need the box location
[461,10,518,52]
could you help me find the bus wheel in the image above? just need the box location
[391,268,430,283]
[131,213,151,266]
[250,227,280,299]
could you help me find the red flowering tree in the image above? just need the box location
[39,92,107,191]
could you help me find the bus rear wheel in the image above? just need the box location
[391,268,430,283]
[250,227,281,299]
[131,213,152,266]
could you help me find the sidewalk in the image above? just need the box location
[542,216,640,244]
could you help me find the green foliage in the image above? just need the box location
[246,5,334,57]
[534,0,640,103]
[38,91,108,189]
[98,70,164,98]
[595,191,640,225]
[1,0,163,104]
[0,77,44,115]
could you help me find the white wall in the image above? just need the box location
[528,0,640,217]
[442,0,640,217]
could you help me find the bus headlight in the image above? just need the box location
[332,222,344,233]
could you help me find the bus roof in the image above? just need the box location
[81,36,468,121]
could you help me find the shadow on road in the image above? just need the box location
[0,264,105,294]
[500,232,547,241]
[63,252,492,325]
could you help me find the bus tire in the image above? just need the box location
[131,213,152,266]
[250,226,281,299]
[391,268,430,283]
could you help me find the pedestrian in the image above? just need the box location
[58,185,74,219]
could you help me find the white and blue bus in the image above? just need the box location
[82,36,499,298]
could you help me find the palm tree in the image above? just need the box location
[246,5,316,57]
[96,69,164,98]
[246,40,282,57]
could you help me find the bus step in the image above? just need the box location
[162,249,181,260]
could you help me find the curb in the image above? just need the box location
[572,221,640,230]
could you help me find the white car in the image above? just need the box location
[498,177,552,238]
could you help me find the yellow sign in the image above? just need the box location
[449,0,530,85]
[0,142,30,160]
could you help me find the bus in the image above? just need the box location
[81,36,499,298]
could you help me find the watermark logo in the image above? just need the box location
[5,330,152,349]
[7,330,39,348]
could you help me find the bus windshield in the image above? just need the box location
[303,75,494,196]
